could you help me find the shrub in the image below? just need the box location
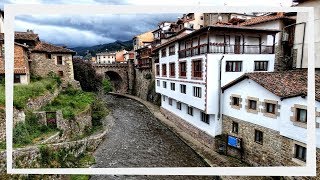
[91,100,108,127]
[102,79,113,93]
[73,58,102,92]
[13,122,31,145]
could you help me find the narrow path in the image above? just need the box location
[90,95,215,180]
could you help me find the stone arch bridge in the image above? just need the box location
[93,63,134,93]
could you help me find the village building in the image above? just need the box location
[221,70,320,169]
[155,25,278,141]
[292,0,320,70]
[116,50,129,64]
[0,33,30,84]
[133,31,154,66]
[15,31,40,48]
[30,41,76,81]
[123,51,134,62]
[96,52,116,64]
[240,12,297,71]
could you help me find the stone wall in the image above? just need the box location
[134,69,153,100]
[26,86,61,111]
[13,108,25,126]
[222,115,283,166]
[160,107,215,149]
[0,126,106,172]
[30,52,74,81]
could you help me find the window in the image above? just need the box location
[201,112,209,124]
[296,108,307,123]
[169,98,172,105]
[58,71,64,77]
[162,64,167,76]
[193,86,201,98]
[232,122,239,134]
[200,16,204,20]
[169,45,175,56]
[156,65,160,76]
[232,97,240,106]
[254,130,263,144]
[180,84,186,94]
[161,48,167,57]
[157,80,160,86]
[163,95,166,101]
[46,54,52,59]
[57,56,63,65]
[170,63,175,77]
[266,103,276,114]
[179,62,186,77]
[294,144,306,162]
[170,83,175,91]
[176,102,181,110]
[187,106,193,116]
[226,61,242,72]
[163,81,167,88]
[254,61,268,71]
[14,75,20,83]
[249,100,257,110]
[192,60,202,78]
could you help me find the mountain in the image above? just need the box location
[71,40,133,56]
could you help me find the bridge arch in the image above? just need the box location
[105,71,124,92]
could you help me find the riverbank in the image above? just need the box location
[108,93,271,180]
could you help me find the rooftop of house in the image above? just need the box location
[152,25,279,51]
[240,13,296,26]
[15,31,40,42]
[96,52,116,56]
[0,43,29,74]
[32,42,75,54]
[222,70,320,101]
[133,30,154,42]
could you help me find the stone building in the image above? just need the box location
[0,9,3,34]
[0,33,30,84]
[221,70,319,175]
[15,31,40,48]
[30,42,76,81]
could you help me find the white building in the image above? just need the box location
[154,25,278,138]
[293,0,320,69]
[96,52,116,64]
[221,70,319,166]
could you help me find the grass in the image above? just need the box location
[70,175,90,180]
[42,87,95,120]
[0,78,58,110]
[13,111,58,148]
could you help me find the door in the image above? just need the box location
[234,36,241,54]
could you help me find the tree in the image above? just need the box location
[72,58,102,92]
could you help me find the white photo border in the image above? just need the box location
[4,4,316,176]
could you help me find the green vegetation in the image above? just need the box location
[13,111,58,148]
[0,141,5,150]
[0,77,59,110]
[39,145,95,168]
[43,87,95,119]
[102,79,113,93]
[92,100,108,126]
[70,175,90,180]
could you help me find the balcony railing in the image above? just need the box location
[178,43,274,58]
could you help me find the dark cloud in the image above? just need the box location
[15,13,179,47]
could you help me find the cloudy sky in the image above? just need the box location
[1,0,294,48]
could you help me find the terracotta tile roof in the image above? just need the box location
[15,32,39,41]
[240,15,296,26]
[32,42,75,54]
[222,70,320,101]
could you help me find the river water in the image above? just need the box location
[90,95,217,180]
